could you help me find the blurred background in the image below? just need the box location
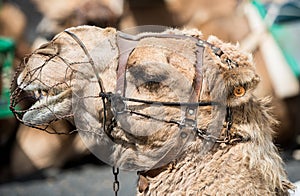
[0,0,300,195]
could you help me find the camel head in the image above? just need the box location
[11,26,261,170]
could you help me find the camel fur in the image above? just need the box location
[12,26,294,195]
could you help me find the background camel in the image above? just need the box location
[31,0,124,49]
[11,25,294,194]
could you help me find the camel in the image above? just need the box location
[31,0,124,49]
[11,26,294,195]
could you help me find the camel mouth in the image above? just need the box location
[33,89,56,100]
[30,87,71,108]
[17,82,73,125]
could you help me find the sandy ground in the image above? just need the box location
[0,164,137,196]
[0,157,299,196]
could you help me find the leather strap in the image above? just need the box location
[116,33,139,96]
[182,45,204,128]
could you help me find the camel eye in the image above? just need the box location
[233,86,245,97]
[142,81,161,92]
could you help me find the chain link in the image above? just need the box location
[112,167,120,196]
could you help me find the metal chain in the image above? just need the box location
[196,107,233,143]
[112,167,120,196]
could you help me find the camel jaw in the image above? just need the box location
[18,81,73,126]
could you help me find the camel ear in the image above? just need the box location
[207,35,223,46]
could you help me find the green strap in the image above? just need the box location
[252,0,300,78]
